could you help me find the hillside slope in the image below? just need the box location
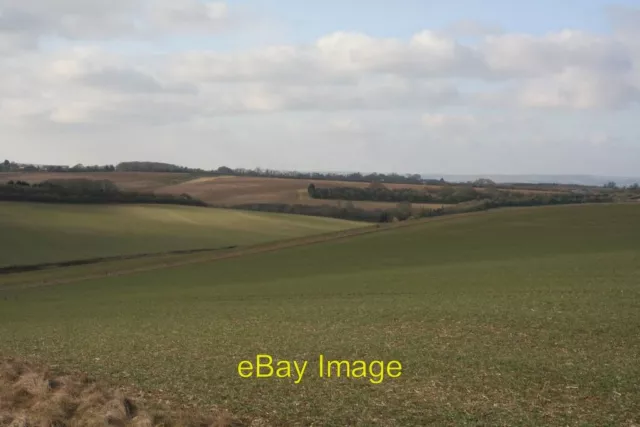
[0,202,365,267]
[1,204,639,425]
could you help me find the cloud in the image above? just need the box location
[420,113,484,145]
[422,113,477,128]
[439,20,504,37]
[328,118,365,134]
[515,68,640,109]
[0,0,140,42]
[172,30,485,84]
[1,2,640,178]
[481,30,632,78]
[0,0,234,52]
[147,0,230,33]
[608,5,640,38]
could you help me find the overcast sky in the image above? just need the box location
[1,0,639,176]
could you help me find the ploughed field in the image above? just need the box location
[1,204,639,426]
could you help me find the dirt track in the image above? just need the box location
[0,223,383,291]
[0,204,613,291]
[0,207,522,291]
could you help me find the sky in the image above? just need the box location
[1,0,640,176]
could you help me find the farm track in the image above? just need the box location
[1,203,618,291]
[0,210,479,290]
[0,224,383,291]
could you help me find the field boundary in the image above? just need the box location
[0,246,238,275]
[0,224,383,290]
[1,203,625,291]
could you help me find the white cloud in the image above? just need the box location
[2,22,639,130]
[0,0,140,42]
[608,5,640,38]
[420,113,485,146]
[516,68,639,109]
[422,113,477,128]
[481,30,632,78]
[0,0,234,52]
[1,2,640,175]
[146,0,230,33]
[172,30,484,84]
[440,20,504,38]
[329,118,364,133]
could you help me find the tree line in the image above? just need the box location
[307,183,629,205]
[4,158,640,190]
[307,183,487,204]
[1,159,443,185]
[225,189,615,224]
[0,179,206,207]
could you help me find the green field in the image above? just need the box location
[0,202,366,267]
[1,204,640,426]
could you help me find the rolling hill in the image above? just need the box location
[1,204,638,425]
[0,202,366,268]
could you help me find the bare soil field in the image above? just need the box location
[156,176,442,206]
[1,172,565,210]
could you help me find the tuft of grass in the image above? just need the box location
[1,204,639,426]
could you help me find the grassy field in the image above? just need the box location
[0,202,366,267]
[1,204,639,426]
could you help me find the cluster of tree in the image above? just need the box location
[0,160,14,172]
[69,164,116,172]
[0,160,116,173]
[0,179,206,207]
[115,162,205,173]
[227,188,615,223]
[116,162,446,185]
[226,202,444,223]
[219,168,443,185]
[308,183,486,204]
[307,183,623,206]
[3,158,449,185]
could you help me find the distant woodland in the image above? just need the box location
[1,160,442,185]
[306,183,617,205]
[0,179,206,207]
[235,191,617,223]
[1,158,638,223]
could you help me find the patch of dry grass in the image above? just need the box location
[0,358,243,427]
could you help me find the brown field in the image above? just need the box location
[0,172,565,211]
[0,172,445,211]
[156,176,443,206]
